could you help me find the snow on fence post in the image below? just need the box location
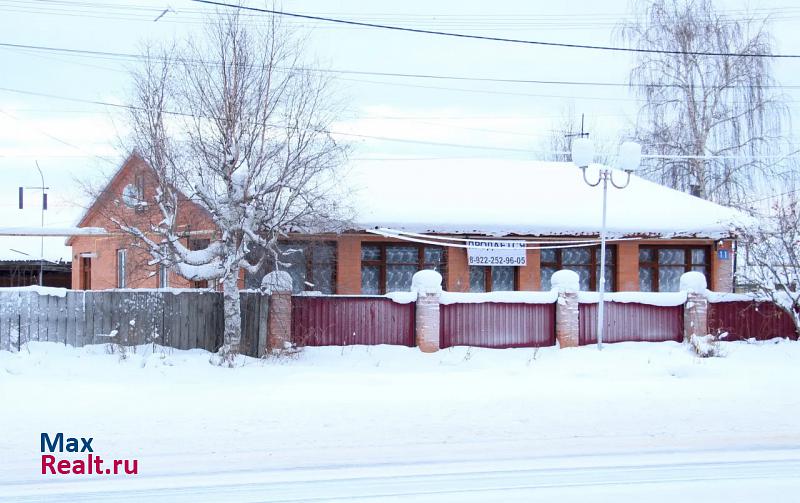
[552,270,580,348]
[680,271,708,342]
[263,271,293,354]
[412,270,442,353]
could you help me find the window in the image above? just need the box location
[116,249,127,288]
[188,237,210,251]
[540,246,615,291]
[469,266,516,292]
[361,244,446,294]
[277,242,336,294]
[134,173,145,214]
[80,257,92,290]
[243,242,337,294]
[158,264,169,288]
[187,238,210,289]
[639,246,709,292]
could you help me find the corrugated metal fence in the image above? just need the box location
[579,302,684,345]
[292,295,415,346]
[2,289,797,354]
[708,301,798,341]
[0,290,269,356]
[439,302,556,348]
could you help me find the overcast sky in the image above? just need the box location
[1,0,800,230]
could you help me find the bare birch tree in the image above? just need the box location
[619,0,788,205]
[120,11,347,361]
[737,193,800,337]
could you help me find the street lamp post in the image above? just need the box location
[571,139,642,350]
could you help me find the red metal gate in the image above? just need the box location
[439,302,556,349]
[708,301,797,340]
[292,296,415,346]
[579,302,683,345]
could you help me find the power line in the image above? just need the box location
[0,86,540,154]
[3,85,800,161]
[4,41,800,91]
[192,0,800,59]
[0,108,117,166]
[7,0,798,30]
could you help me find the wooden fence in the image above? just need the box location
[0,290,269,356]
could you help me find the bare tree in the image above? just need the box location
[737,193,800,337]
[120,11,348,361]
[619,0,788,205]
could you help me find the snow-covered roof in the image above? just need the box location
[0,185,86,263]
[0,227,106,237]
[350,159,745,238]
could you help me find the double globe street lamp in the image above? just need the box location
[570,139,642,350]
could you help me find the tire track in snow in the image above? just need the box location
[4,455,800,502]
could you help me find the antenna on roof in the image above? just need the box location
[564,113,590,140]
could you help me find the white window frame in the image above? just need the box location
[117,249,127,288]
[158,263,169,289]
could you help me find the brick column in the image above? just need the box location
[412,270,442,352]
[680,271,708,341]
[263,271,293,353]
[268,292,292,351]
[552,270,579,348]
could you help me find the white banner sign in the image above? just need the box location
[466,240,526,266]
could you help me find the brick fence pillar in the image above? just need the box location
[552,269,580,348]
[268,292,292,352]
[680,271,709,342]
[412,270,442,353]
[263,271,293,353]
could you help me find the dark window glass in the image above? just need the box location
[491,267,515,291]
[639,246,711,292]
[361,245,381,261]
[540,266,557,290]
[361,243,447,294]
[244,242,336,294]
[539,245,615,291]
[469,266,517,292]
[361,265,380,295]
[469,266,486,293]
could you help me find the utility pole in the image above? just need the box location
[18,162,49,286]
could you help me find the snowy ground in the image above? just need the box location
[1,340,799,502]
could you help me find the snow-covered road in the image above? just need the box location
[4,448,800,502]
[2,341,799,501]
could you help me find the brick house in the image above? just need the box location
[70,155,741,293]
[68,154,217,290]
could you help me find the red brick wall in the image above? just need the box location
[617,241,640,291]
[336,235,362,294]
[329,236,735,294]
[517,248,540,291]
[711,239,734,292]
[71,155,215,290]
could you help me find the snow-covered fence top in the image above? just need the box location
[0,289,269,356]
